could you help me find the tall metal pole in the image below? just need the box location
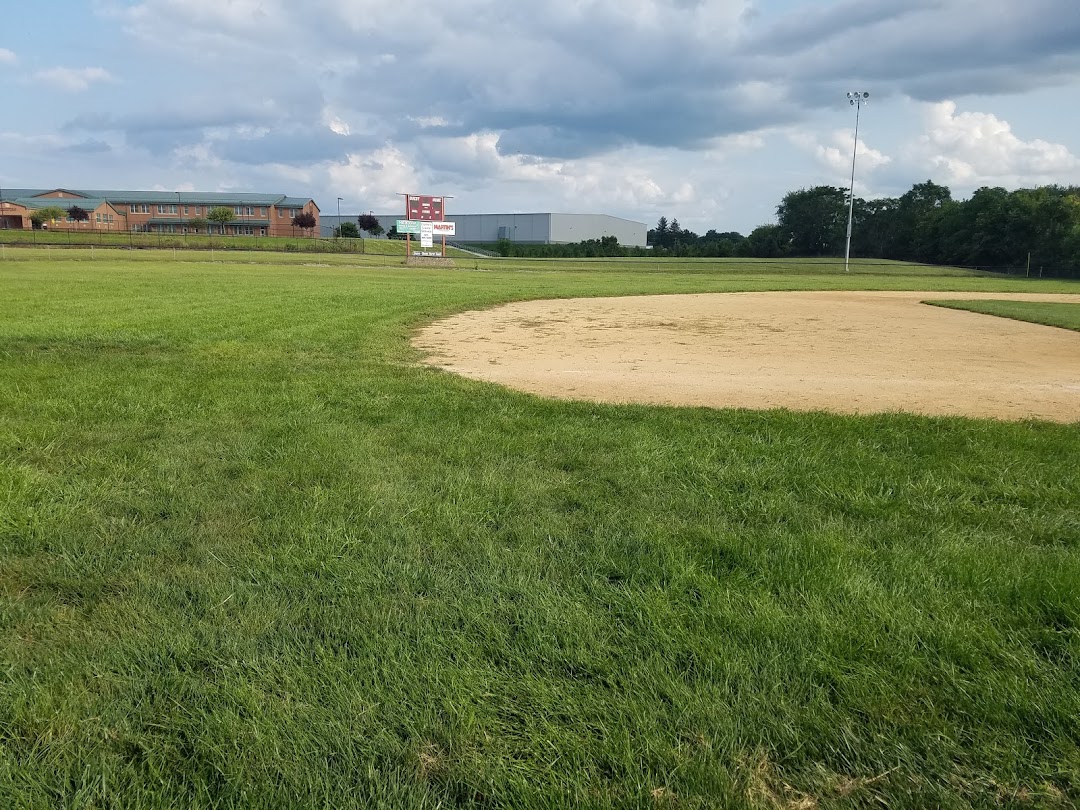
[337,197,342,238]
[844,91,868,273]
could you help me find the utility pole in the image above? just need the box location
[844,91,869,273]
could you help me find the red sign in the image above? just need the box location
[405,195,445,222]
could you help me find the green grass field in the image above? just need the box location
[926,299,1080,332]
[0,230,474,259]
[1,251,1078,808]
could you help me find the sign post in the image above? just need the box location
[399,193,453,262]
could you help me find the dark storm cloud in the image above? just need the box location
[101,0,1080,166]
[742,0,1080,93]
[743,0,945,54]
[371,0,1080,160]
[216,128,380,166]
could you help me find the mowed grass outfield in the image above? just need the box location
[1,250,1078,808]
[926,299,1080,332]
[0,233,476,258]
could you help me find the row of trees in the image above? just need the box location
[492,235,638,258]
[335,213,382,238]
[771,182,1080,271]
[645,182,1080,272]
[647,217,747,257]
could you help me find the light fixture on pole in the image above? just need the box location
[336,197,343,238]
[844,91,869,273]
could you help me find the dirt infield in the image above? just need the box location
[414,291,1080,422]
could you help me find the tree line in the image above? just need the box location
[647,182,1080,275]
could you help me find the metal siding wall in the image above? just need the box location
[548,214,647,247]
[371,214,552,243]
[367,213,645,245]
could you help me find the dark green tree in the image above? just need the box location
[649,216,669,249]
[740,224,788,258]
[776,186,847,256]
[890,180,952,260]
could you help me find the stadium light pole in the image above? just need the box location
[844,91,869,273]
[336,197,342,239]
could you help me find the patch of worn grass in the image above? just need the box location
[1,255,1078,808]
[926,299,1080,332]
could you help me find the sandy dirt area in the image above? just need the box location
[413,291,1080,422]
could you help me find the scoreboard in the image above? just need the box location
[405,195,444,222]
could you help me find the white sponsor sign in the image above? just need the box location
[414,251,442,257]
[431,221,456,236]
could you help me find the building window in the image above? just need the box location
[260,208,266,217]
[184,206,190,215]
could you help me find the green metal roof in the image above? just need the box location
[277,196,317,209]
[12,197,115,211]
[0,188,53,200]
[88,191,285,206]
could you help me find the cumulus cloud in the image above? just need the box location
[790,130,892,180]
[34,66,113,92]
[329,146,423,212]
[913,100,1080,187]
[0,48,16,65]
[92,0,1079,169]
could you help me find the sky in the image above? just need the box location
[2,0,1079,235]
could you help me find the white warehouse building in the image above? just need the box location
[322,212,648,247]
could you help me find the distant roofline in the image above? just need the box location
[368,212,647,226]
[0,187,317,206]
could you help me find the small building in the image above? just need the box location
[0,188,319,237]
[320,212,648,247]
